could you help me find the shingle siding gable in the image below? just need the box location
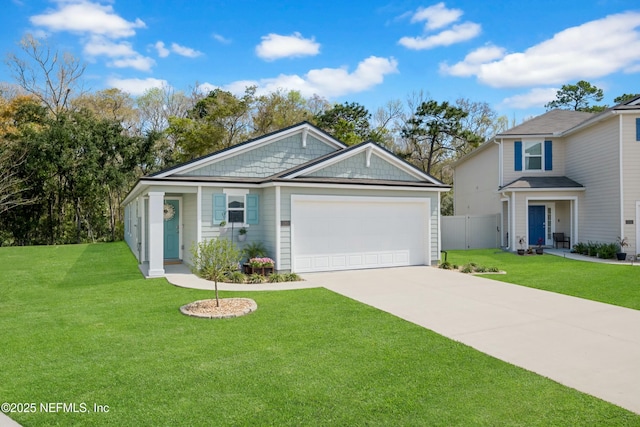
[177,134,337,178]
[306,152,421,182]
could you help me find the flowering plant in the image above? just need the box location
[249,257,274,268]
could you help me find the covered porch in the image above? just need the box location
[499,177,584,251]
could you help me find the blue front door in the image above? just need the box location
[163,199,180,259]
[528,205,545,246]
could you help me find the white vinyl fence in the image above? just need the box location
[442,214,500,250]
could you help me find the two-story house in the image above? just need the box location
[453,96,640,256]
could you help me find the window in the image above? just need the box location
[524,141,542,170]
[228,195,245,223]
[213,191,259,226]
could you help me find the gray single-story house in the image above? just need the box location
[123,122,449,277]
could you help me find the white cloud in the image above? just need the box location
[212,33,231,44]
[170,43,203,58]
[399,3,480,50]
[442,11,640,88]
[83,35,154,71]
[109,56,155,72]
[399,22,481,50]
[211,56,398,98]
[84,35,137,58]
[256,32,320,60]
[500,88,559,109]
[154,41,170,58]
[30,0,145,38]
[411,2,463,30]
[107,77,169,96]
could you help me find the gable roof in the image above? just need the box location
[151,121,346,178]
[277,140,443,185]
[497,109,595,137]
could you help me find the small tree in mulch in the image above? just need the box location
[190,238,241,307]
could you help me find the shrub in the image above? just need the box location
[268,273,285,283]
[284,272,301,282]
[487,266,500,273]
[475,265,487,273]
[227,271,245,283]
[572,242,587,254]
[439,261,452,269]
[597,243,617,259]
[243,241,268,259]
[248,273,264,284]
[461,264,474,273]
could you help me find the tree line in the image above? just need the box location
[0,35,633,246]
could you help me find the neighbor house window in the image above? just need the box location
[524,141,542,170]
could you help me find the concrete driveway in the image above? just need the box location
[302,266,640,415]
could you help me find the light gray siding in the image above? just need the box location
[622,114,640,255]
[565,118,620,244]
[307,152,420,181]
[177,134,336,178]
[454,143,500,215]
[182,194,197,266]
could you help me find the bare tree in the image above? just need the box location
[6,34,86,117]
[0,149,34,215]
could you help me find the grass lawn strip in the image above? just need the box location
[447,249,640,311]
[1,243,638,426]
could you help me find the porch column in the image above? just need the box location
[148,191,165,277]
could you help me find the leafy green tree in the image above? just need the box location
[400,100,482,176]
[167,88,253,162]
[190,238,242,306]
[613,93,640,104]
[545,80,605,112]
[315,102,375,145]
[252,89,314,136]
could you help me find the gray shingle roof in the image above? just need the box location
[497,109,595,136]
[499,176,584,190]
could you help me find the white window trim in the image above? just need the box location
[223,188,250,227]
[523,140,544,172]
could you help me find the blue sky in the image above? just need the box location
[2,0,640,122]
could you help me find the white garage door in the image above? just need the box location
[291,195,430,273]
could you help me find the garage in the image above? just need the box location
[291,195,431,273]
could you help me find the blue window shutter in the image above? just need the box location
[544,140,552,170]
[213,193,226,224]
[514,141,522,171]
[246,194,259,225]
[636,118,640,141]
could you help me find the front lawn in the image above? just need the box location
[446,249,640,310]
[1,243,638,426]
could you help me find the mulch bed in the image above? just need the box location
[180,298,257,319]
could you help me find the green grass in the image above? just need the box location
[1,243,639,426]
[446,249,640,310]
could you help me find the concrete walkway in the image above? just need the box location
[167,265,640,414]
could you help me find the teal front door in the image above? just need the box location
[528,205,545,246]
[163,199,180,259]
